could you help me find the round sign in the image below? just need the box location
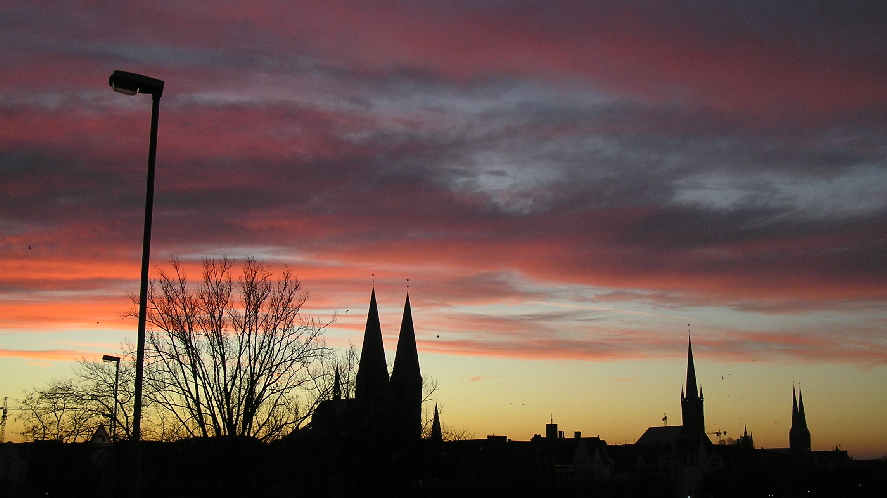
[89,448,111,468]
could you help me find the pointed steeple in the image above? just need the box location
[685,336,699,400]
[430,403,443,443]
[789,385,811,453]
[680,335,705,436]
[391,293,420,383]
[332,366,342,401]
[355,288,389,401]
[390,293,423,442]
[738,425,754,450]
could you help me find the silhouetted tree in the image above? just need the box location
[140,257,329,441]
[18,379,100,442]
[17,354,136,442]
[329,342,359,399]
[420,402,475,441]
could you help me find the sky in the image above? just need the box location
[1,1,886,457]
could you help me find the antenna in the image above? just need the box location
[707,430,727,443]
[1,397,7,443]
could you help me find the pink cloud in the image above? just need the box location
[1,0,885,374]
[459,375,499,383]
[10,1,882,116]
[0,348,85,362]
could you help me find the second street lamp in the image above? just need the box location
[109,69,164,498]
[101,354,121,442]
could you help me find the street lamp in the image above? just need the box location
[102,355,121,441]
[109,69,164,498]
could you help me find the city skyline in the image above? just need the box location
[1,1,886,458]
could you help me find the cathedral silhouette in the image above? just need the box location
[790,384,811,453]
[299,289,424,447]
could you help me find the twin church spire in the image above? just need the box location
[353,288,423,442]
[790,385,811,452]
[302,288,423,446]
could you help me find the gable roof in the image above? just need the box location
[636,426,685,446]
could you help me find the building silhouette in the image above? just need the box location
[680,337,705,437]
[355,289,388,402]
[789,385,811,453]
[8,324,882,497]
[429,404,443,445]
[388,294,423,442]
[636,337,710,447]
[634,337,717,496]
[298,289,423,448]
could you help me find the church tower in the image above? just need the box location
[355,289,389,403]
[332,367,342,401]
[389,294,423,442]
[429,403,443,444]
[680,337,705,436]
[789,385,811,452]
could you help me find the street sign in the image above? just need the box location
[88,425,113,468]
[89,425,112,446]
[89,448,111,468]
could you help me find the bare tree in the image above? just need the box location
[440,423,476,442]
[17,354,136,442]
[141,257,329,441]
[317,342,359,401]
[420,403,475,441]
[18,379,99,442]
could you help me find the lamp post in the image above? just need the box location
[109,69,164,498]
[101,355,121,441]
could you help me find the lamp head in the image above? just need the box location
[109,70,164,98]
[102,355,121,363]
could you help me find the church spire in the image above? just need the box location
[390,293,423,442]
[391,293,420,383]
[680,334,705,436]
[355,288,389,401]
[789,384,811,453]
[332,366,342,401]
[685,335,699,400]
[430,403,443,443]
